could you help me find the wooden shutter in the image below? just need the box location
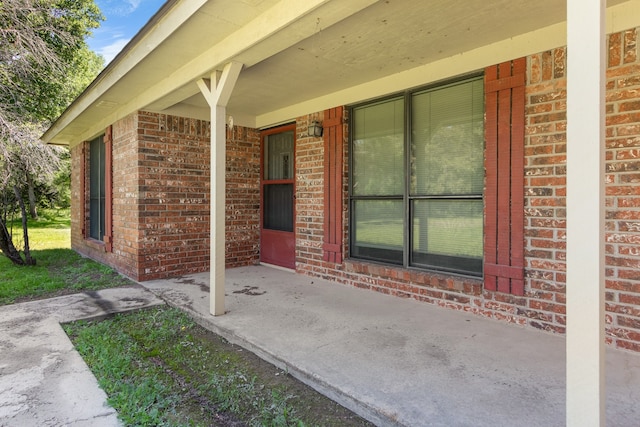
[484,58,526,296]
[103,125,113,252]
[322,107,344,263]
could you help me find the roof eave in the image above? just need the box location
[42,0,194,145]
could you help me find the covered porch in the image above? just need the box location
[142,265,640,427]
[40,0,640,423]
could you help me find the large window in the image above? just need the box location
[350,76,484,275]
[89,135,106,241]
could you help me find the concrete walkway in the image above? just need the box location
[0,286,164,427]
[2,267,639,426]
[142,265,640,427]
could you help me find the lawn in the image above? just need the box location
[2,209,372,426]
[16,208,72,249]
[64,307,371,427]
[0,209,134,305]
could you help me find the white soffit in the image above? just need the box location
[45,0,637,144]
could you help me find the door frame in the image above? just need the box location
[260,123,297,269]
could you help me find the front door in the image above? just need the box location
[260,124,296,269]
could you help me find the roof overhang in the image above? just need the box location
[43,0,640,147]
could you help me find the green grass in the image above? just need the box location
[64,307,372,427]
[0,209,134,305]
[356,217,483,257]
[417,217,483,257]
[4,209,371,426]
[0,249,135,305]
[5,208,71,250]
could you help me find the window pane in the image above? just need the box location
[352,97,404,196]
[264,131,294,180]
[89,199,101,240]
[89,136,102,199]
[264,184,293,232]
[411,79,484,196]
[352,199,403,264]
[411,199,483,274]
[89,136,105,241]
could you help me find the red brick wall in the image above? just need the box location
[524,27,640,351]
[71,112,260,281]
[70,116,139,278]
[225,125,261,267]
[294,115,327,268]
[110,114,139,278]
[523,46,568,335]
[604,28,640,351]
[293,28,640,352]
[135,112,211,280]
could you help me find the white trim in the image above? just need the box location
[566,0,606,425]
[259,262,296,274]
[43,0,207,144]
[198,62,243,316]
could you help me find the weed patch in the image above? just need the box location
[64,307,372,427]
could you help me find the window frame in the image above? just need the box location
[348,74,484,277]
[88,134,106,242]
[83,126,113,252]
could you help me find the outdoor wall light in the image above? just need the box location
[308,119,323,137]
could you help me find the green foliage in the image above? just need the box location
[52,155,71,208]
[13,44,103,122]
[0,0,105,122]
[4,208,70,250]
[40,150,71,210]
[64,307,371,427]
[9,208,70,230]
[0,0,103,264]
[64,308,301,426]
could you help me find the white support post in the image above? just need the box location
[197,61,243,316]
[566,1,606,426]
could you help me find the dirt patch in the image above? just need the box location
[65,307,375,426]
[148,356,245,427]
[232,286,266,296]
[8,284,144,305]
[177,277,209,293]
[187,324,373,426]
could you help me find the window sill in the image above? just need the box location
[84,238,106,252]
[345,257,483,283]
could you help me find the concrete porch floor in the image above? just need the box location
[142,265,640,427]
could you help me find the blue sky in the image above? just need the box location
[87,0,166,64]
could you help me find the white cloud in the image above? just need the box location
[126,0,143,10]
[92,25,125,40]
[98,38,130,64]
[102,0,142,16]
[87,0,164,61]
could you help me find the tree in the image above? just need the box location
[0,121,63,264]
[0,0,104,122]
[0,0,103,265]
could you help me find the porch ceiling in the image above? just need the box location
[44,0,632,146]
[192,0,566,116]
